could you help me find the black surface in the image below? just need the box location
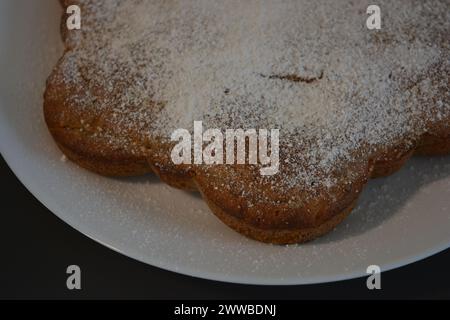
[0,155,449,300]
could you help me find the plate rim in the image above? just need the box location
[1,137,449,285]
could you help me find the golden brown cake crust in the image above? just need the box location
[45,0,450,244]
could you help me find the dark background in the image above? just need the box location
[0,156,449,300]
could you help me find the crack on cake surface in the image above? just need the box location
[261,71,324,84]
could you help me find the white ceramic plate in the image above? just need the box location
[1,0,449,285]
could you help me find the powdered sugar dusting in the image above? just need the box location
[50,0,449,196]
